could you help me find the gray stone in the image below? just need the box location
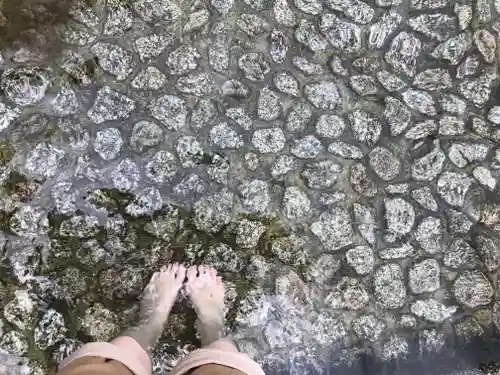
[408,14,457,41]
[473,167,496,190]
[146,151,178,183]
[252,128,286,154]
[258,87,282,121]
[3,290,38,330]
[176,136,203,168]
[34,309,67,350]
[405,120,437,139]
[384,198,415,239]
[176,73,217,97]
[286,102,312,132]
[353,203,376,246]
[379,243,415,260]
[305,81,341,109]
[226,107,253,130]
[1,66,51,106]
[458,71,496,107]
[131,67,166,90]
[79,303,119,341]
[193,190,233,233]
[111,159,140,192]
[130,121,164,153]
[133,0,182,22]
[413,69,452,91]
[88,86,135,124]
[453,271,493,308]
[295,20,328,52]
[326,277,370,310]
[346,246,374,275]
[431,33,471,65]
[239,180,270,214]
[273,0,297,26]
[439,116,465,135]
[316,114,345,138]
[474,29,497,63]
[385,32,421,76]
[415,217,443,254]
[91,42,134,80]
[191,99,217,130]
[25,143,65,178]
[148,95,187,131]
[273,72,300,97]
[349,110,381,146]
[349,76,379,96]
[350,163,377,197]
[352,314,385,342]
[411,187,438,211]
[319,13,362,53]
[444,237,477,269]
[402,89,437,115]
[237,14,270,36]
[381,336,409,361]
[205,243,243,272]
[411,143,445,181]
[52,85,79,116]
[328,141,363,159]
[374,264,406,308]
[0,331,28,355]
[283,187,311,221]
[292,57,325,76]
[291,136,323,159]
[437,172,472,207]
[238,53,271,81]
[210,123,243,149]
[133,34,173,62]
[369,147,400,181]
[236,220,266,248]
[377,70,407,92]
[409,258,440,294]
[271,155,297,180]
[411,300,457,323]
[126,187,163,217]
[368,10,402,49]
[476,234,500,272]
[301,161,341,189]
[384,97,411,136]
[311,207,354,250]
[93,128,123,161]
[448,143,489,168]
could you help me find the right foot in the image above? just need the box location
[185,265,226,346]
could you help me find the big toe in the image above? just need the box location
[187,265,198,281]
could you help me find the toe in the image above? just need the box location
[176,264,186,280]
[216,276,223,285]
[198,265,205,275]
[208,268,217,278]
[160,265,168,273]
[171,262,179,275]
[167,263,173,272]
[150,271,160,282]
[187,265,198,280]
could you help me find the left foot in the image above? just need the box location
[124,263,186,351]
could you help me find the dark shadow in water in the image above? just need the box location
[0,0,80,49]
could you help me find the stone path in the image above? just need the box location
[0,0,500,374]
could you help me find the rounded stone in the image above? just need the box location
[1,66,51,106]
[374,263,406,309]
[346,245,374,275]
[93,128,123,160]
[409,258,440,294]
[252,128,286,153]
[369,147,401,181]
[315,114,345,138]
[453,271,493,308]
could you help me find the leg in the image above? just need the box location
[185,265,226,347]
[58,263,186,375]
[122,263,186,351]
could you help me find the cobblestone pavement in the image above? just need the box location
[1,0,500,374]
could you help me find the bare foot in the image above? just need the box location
[185,265,226,346]
[124,263,186,351]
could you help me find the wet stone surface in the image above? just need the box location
[0,0,500,374]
